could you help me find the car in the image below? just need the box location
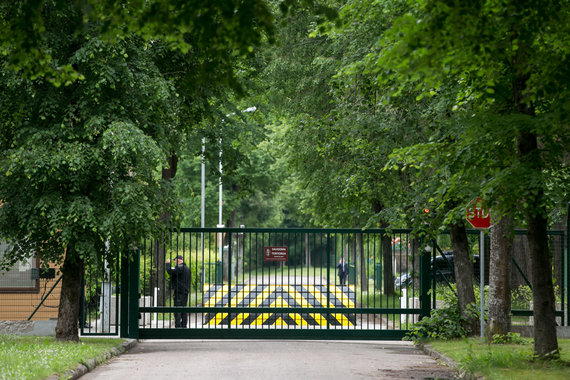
[394,272,412,288]
[394,252,481,288]
[432,252,481,281]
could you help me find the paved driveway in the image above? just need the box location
[80,340,460,380]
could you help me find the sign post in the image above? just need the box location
[466,197,490,338]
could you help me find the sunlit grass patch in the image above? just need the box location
[427,337,570,380]
[0,334,126,380]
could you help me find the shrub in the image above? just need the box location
[491,332,527,345]
[405,289,479,342]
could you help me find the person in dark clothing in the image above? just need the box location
[166,255,191,328]
[336,258,348,285]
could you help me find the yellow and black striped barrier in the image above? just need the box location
[202,284,356,326]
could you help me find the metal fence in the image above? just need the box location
[74,227,567,339]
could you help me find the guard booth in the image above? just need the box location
[118,228,432,340]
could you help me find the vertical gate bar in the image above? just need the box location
[120,252,129,338]
[326,231,331,330]
[368,234,374,307]
[380,233,384,326]
[186,231,190,329]
[293,231,297,288]
[167,231,171,328]
[395,232,399,329]
[562,202,570,326]
[183,231,189,329]
[228,230,232,330]
[247,230,251,318]
[202,230,206,328]
[194,231,197,329]
[371,232,375,329]
[256,230,259,331]
[197,230,201,328]
[80,270,86,333]
[128,249,140,338]
[281,230,284,292]
[430,241,434,309]
[361,231,366,331]
[166,236,171,329]
[566,203,569,326]
[113,254,118,335]
[141,239,146,328]
[214,229,219,331]
[419,240,432,320]
[148,238,154,328]
[359,232,363,330]
[146,239,153,328]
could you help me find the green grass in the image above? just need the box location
[428,337,570,380]
[0,334,126,380]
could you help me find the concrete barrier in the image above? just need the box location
[0,320,58,336]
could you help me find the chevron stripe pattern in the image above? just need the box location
[202,284,356,326]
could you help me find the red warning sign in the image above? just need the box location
[264,246,288,262]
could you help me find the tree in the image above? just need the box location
[0,33,175,341]
[488,216,514,338]
[355,0,570,358]
[0,0,275,341]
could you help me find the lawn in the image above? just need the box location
[428,337,570,380]
[0,334,127,380]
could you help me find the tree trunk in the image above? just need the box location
[153,153,179,305]
[412,237,421,289]
[382,234,394,296]
[527,207,559,358]
[450,221,478,335]
[55,246,83,342]
[513,42,559,357]
[487,215,513,339]
[357,233,368,292]
[152,237,167,305]
[512,235,531,289]
[372,201,394,295]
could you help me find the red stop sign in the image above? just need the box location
[466,197,490,229]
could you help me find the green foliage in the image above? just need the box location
[0,33,175,270]
[0,0,274,87]
[512,285,534,310]
[0,335,125,380]
[430,338,570,380]
[405,290,479,342]
[491,332,527,345]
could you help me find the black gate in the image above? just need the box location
[124,228,430,340]
[81,227,568,340]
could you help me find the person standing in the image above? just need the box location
[166,255,191,328]
[336,258,348,286]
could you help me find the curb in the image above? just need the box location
[417,342,483,380]
[47,338,138,380]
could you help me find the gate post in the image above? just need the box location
[419,242,433,320]
[566,202,569,326]
[128,249,140,338]
[120,254,129,338]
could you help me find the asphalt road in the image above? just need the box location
[79,340,460,380]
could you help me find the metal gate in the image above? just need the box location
[123,228,431,340]
[81,227,568,340]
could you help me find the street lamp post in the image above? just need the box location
[200,106,257,265]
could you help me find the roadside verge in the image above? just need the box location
[46,339,138,380]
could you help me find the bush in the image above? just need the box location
[491,332,527,345]
[405,289,479,342]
